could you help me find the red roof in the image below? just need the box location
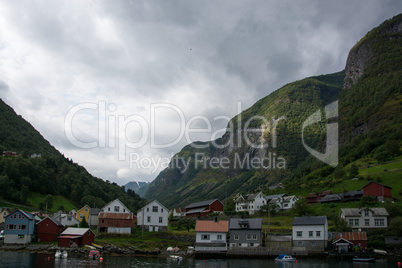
[98,213,133,220]
[334,232,367,241]
[195,220,228,232]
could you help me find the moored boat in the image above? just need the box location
[275,254,296,262]
[89,250,101,260]
[353,256,375,262]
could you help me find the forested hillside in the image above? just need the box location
[0,99,147,211]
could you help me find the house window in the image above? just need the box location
[217,235,222,240]
[247,234,257,240]
[297,241,303,246]
[309,231,313,237]
[108,208,110,211]
[80,213,83,219]
[147,208,149,212]
[296,231,302,237]
[21,225,26,230]
[234,234,239,240]
[364,210,369,217]
[201,234,210,240]
[375,219,384,226]
[348,219,354,226]
[284,204,288,207]
[18,214,22,219]
[85,208,88,212]
[354,219,359,226]
[123,209,126,212]
[147,216,151,223]
[365,219,370,226]
[114,206,120,212]
[159,217,163,223]
[152,206,158,212]
[161,208,164,212]
[316,231,321,237]
[311,241,316,247]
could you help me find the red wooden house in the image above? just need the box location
[36,217,64,242]
[334,232,367,248]
[98,212,135,234]
[185,199,224,217]
[362,182,392,201]
[58,227,95,247]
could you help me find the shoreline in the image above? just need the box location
[1,243,400,260]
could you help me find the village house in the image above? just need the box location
[306,190,331,204]
[265,194,286,203]
[319,194,343,204]
[0,207,12,224]
[343,190,363,202]
[362,181,392,201]
[234,192,266,214]
[53,211,80,227]
[340,207,389,231]
[171,207,186,217]
[102,199,131,214]
[3,209,36,244]
[292,216,328,252]
[195,219,228,252]
[36,216,64,242]
[99,213,135,234]
[69,209,77,218]
[137,200,168,232]
[229,218,262,247]
[185,199,224,217]
[332,232,367,253]
[58,227,95,248]
[269,195,298,210]
[88,208,102,229]
[76,205,91,222]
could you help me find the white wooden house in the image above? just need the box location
[292,216,328,252]
[235,192,267,214]
[102,199,131,214]
[137,200,168,232]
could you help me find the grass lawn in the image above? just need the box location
[27,192,76,212]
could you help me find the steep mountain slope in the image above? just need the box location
[125,181,149,197]
[144,72,344,208]
[0,99,147,211]
[145,14,402,208]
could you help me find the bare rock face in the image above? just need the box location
[343,41,373,90]
[343,18,402,90]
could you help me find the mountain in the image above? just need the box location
[0,99,147,211]
[144,14,402,208]
[124,181,149,197]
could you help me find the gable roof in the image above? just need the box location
[186,199,222,209]
[340,207,389,217]
[229,218,262,230]
[102,198,131,213]
[6,209,34,220]
[334,232,367,241]
[195,220,228,232]
[362,181,392,189]
[319,194,343,203]
[37,216,63,227]
[98,212,134,220]
[90,208,102,215]
[138,199,168,212]
[266,194,286,200]
[292,216,327,226]
[77,204,90,212]
[332,238,354,245]
[61,227,94,236]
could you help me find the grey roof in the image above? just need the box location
[292,216,327,226]
[186,199,221,209]
[319,194,343,203]
[344,190,363,197]
[266,194,286,200]
[186,207,207,214]
[90,208,102,215]
[229,218,262,230]
[340,207,389,217]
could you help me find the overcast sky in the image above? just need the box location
[0,1,400,185]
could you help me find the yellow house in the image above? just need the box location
[76,205,91,222]
[0,207,12,224]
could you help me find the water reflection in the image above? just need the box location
[0,251,400,268]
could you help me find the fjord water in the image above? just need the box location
[0,251,400,268]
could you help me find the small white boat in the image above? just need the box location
[353,256,375,262]
[275,254,296,262]
[55,250,68,258]
[170,255,183,261]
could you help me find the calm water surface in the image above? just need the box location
[0,251,400,268]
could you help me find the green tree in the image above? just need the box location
[349,164,359,178]
[177,217,196,232]
[385,139,400,157]
[333,215,351,232]
[389,217,402,236]
[44,194,54,210]
[20,185,29,204]
[79,217,89,228]
[292,198,309,216]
